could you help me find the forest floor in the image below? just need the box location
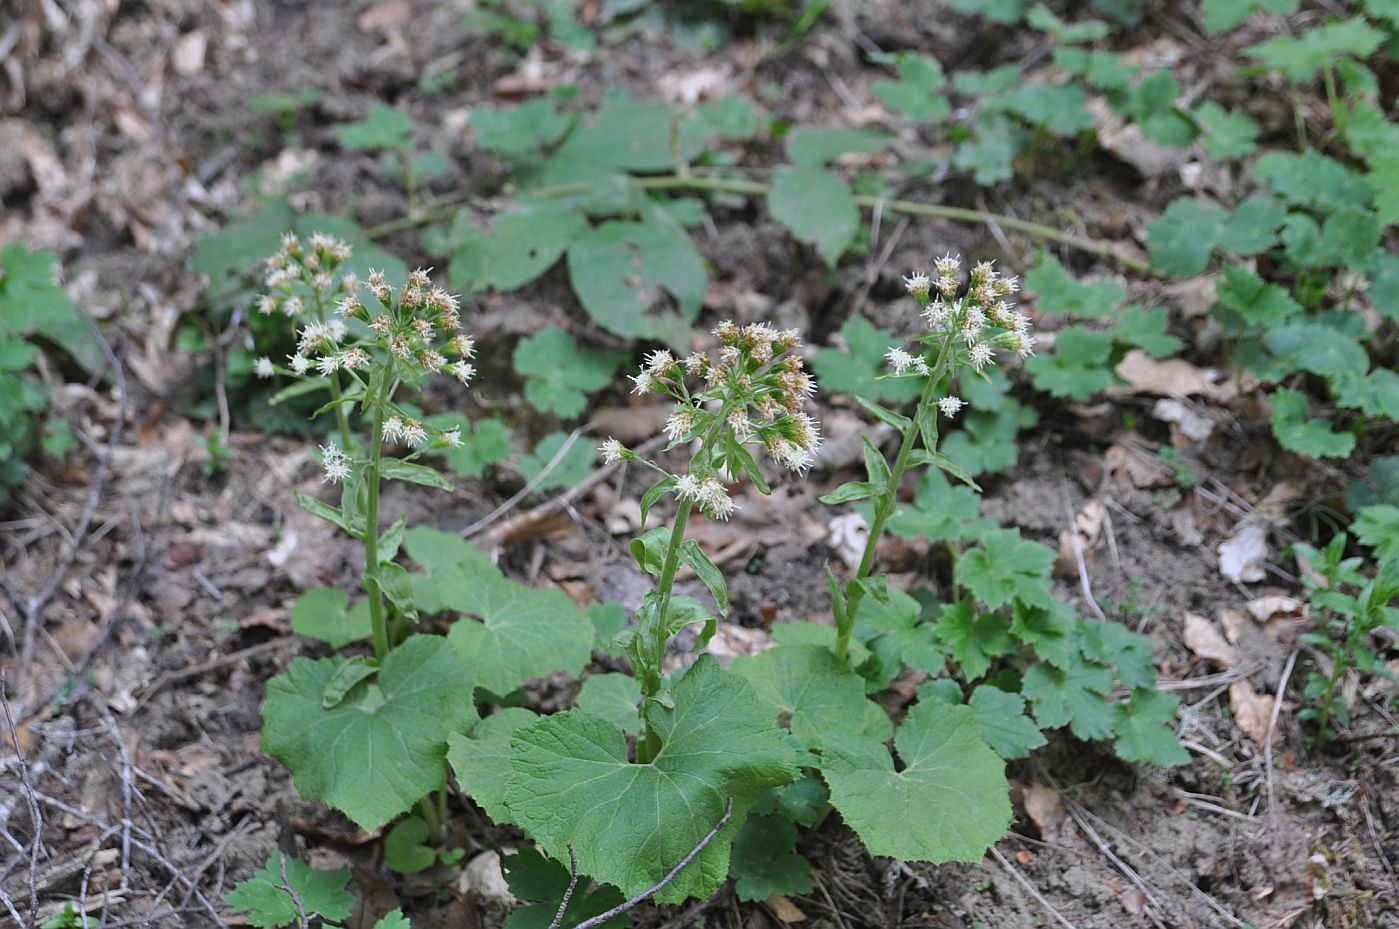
[1,1,1396,928]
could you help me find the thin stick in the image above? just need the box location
[553,798,733,929]
[474,434,668,547]
[278,852,309,929]
[988,846,1079,929]
[0,672,41,927]
[463,427,585,540]
[546,844,581,929]
[1265,650,1298,824]
[1062,494,1108,623]
[20,788,228,927]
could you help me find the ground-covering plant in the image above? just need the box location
[198,2,1397,922]
[819,258,1186,773]
[251,234,507,838]
[227,851,408,929]
[244,230,1194,924]
[0,244,98,503]
[1294,524,1399,747]
[1143,8,1399,461]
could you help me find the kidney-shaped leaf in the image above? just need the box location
[441,566,594,697]
[261,635,477,831]
[731,644,892,749]
[504,655,797,904]
[822,701,1010,863]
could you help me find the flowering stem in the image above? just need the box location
[364,377,392,663]
[637,499,692,765]
[328,375,354,452]
[836,337,954,665]
[308,291,355,451]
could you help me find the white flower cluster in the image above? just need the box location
[319,443,352,484]
[885,254,1034,417]
[601,321,823,521]
[258,233,357,316]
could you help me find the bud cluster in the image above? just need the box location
[887,254,1034,418]
[257,233,358,318]
[600,321,822,521]
[252,233,478,480]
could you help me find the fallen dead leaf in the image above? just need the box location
[765,892,806,923]
[704,623,774,663]
[1184,612,1238,667]
[1119,886,1147,915]
[1219,524,1268,584]
[1022,783,1070,845]
[460,850,514,906]
[1056,499,1105,577]
[1104,439,1175,489]
[358,0,410,33]
[1246,595,1306,623]
[1153,398,1214,443]
[1218,608,1249,646]
[1230,680,1275,746]
[171,31,207,76]
[828,512,868,571]
[1087,97,1190,179]
[1113,350,1216,397]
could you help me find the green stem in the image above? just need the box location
[1322,65,1343,137]
[637,500,693,765]
[836,337,955,665]
[946,541,962,603]
[328,374,353,452]
[368,173,1149,273]
[416,795,441,838]
[365,379,391,662]
[310,291,354,452]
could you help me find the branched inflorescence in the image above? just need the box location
[885,255,1032,414]
[600,321,821,521]
[253,234,475,480]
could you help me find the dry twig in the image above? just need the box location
[0,671,41,928]
[988,846,1079,929]
[547,798,733,929]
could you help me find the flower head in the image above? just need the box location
[886,347,916,375]
[401,418,427,447]
[600,438,627,464]
[320,444,351,484]
[254,357,275,379]
[938,395,965,417]
[903,272,931,300]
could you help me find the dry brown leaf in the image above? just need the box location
[1219,525,1268,584]
[358,0,410,33]
[1022,783,1070,845]
[1153,398,1214,443]
[1247,595,1306,623]
[1119,886,1147,914]
[1113,350,1215,397]
[703,623,773,663]
[170,30,206,76]
[1184,612,1238,666]
[827,512,868,570]
[1104,439,1175,489]
[1230,680,1274,746]
[765,892,806,923]
[1087,97,1189,179]
[1056,499,1105,577]
[1218,608,1249,646]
